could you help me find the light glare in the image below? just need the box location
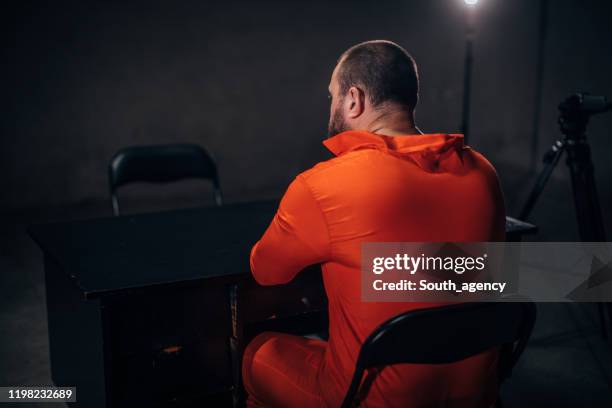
[464,0,478,5]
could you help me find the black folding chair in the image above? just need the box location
[341,298,536,408]
[108,143,223,216]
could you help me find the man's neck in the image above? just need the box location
[366,108,421,137]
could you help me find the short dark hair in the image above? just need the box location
[337,40,419,111]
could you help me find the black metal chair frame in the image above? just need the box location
[340,298,536,408]
[108,143,223,216]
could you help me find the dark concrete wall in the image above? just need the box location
[2,0,612,216]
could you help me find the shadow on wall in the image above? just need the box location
[2,0,612,221]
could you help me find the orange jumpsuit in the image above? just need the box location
[243,131,506,407]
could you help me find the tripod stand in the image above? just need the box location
[519,93,611,337]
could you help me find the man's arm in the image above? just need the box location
[250,175,330,285]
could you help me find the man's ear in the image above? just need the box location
[345,86,366,119]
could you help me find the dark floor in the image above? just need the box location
[1,161,612,407]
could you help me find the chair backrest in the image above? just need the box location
[109,143,222,216]
[341,298,536,408]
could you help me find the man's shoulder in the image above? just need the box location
[298,150,368,184]
[464,147,500,177]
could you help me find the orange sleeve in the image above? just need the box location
[250,175,330,286]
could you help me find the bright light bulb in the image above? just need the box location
[464,0,479,5]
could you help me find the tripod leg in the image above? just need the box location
[565,137,608,340]
[598,303,608,340]
[519,141,565,220]
[565,140,607,242]
[608,303,612,341]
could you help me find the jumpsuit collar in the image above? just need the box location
[323,130,467,173]
[323,130,464,156]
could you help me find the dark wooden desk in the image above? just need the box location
[29,201,324,407]
[29,201,535,407]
